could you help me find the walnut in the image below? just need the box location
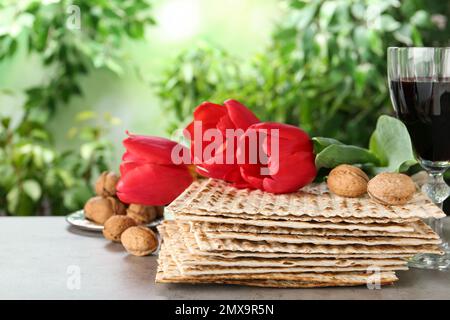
[84,196,126,225]
[156,206,165,218]
[367,172,416,205]
[121,226,158,256]
[127,204,158,225]
[327,164,369,197]
[103,215,137,242]
[95,171,119,197]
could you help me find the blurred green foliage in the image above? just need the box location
[157,0,450,146]
[0,0,154,215]
[0,111,118,215]
[2,0,450,215]
[156,43,243,134]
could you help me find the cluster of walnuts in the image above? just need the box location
[327,164,416,205]
[83,171,160,256]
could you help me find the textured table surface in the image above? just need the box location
[0,217,449,300]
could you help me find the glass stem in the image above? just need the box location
[427,217,445,241]
[430,172,444,207]
[421,169,450,242]
[421,170,450,206]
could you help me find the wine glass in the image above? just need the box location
[388,47,450,270]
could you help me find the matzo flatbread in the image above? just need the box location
[161,225,408,268]
[159,247,399,281]
[161,246,407,277]
[156,176,444,288]
[189,220,438,239]
[156,251,398,287]
[155,279,393,288]
[177,261,407,276]
[175,209,417,224]
[197,230,440,246]
[174,251,407,268]
[167,179,444,220]
[175,214,416,232]
[159,222,415,259]
[190,227,443,255]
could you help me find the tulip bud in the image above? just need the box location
[117,134,194,205]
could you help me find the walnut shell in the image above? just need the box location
[84,196,126,225]
[121,226,158,256]
[127,204,157,225]
[103,215,137,242]
[95,171,119,197]
[367,172,416,205]
[156,206,165,218]
[327,164,369,197]
[108,196,127,215]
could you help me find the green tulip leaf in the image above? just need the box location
[369,115,417,173]
[315,144,380,169]
[312,137,343,154]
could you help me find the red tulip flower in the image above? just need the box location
[118,99,316,203]
[237,122,316,193]
[116,133,194,206]
[184,99,259,186]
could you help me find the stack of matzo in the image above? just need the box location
[156,179,445,288]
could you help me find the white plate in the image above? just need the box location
[66,210,163,232]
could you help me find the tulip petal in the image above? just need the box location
[239,164,265,190]
[120,160,142,176]
[237,122,316,193]
[197,162,243,182]
[117,163,193,205]
[196,141,244,183]
[123,134,182,164]
[224,99,260,130]
[191,101,228,130]
[184,122,195,142]
[250,122,309,141]
[122,151,134,162]
[230,180,255,189]
[216,114,235,134]
[186,102,232,164]
[251,122,312,156]
[262,152,316,193]
[196,132,247,184]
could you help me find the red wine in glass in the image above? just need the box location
[390,78,450,162]
[388,47,450,270]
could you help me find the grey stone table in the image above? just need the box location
[0,217,449,300]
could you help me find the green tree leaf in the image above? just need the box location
[7,188,34,216]
[1,117,11,129]
[410,10,429,27]
[0,0,150,215]
[393,25,413,45]
[379,15,401,31]
[156,1,450,148]
[6,187,19,214]
[22,179,42,201]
